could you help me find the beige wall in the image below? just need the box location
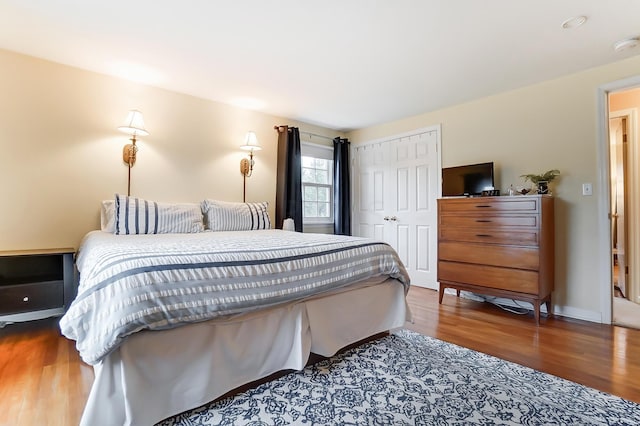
[348,55,640,322]
[4,46,639,321]
[0,49,337,251]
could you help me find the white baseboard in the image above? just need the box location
[444,289,603,324]
[551,305,603,323]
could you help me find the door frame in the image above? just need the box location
[596,76,640,324]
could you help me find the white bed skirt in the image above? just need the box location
[80,279,409,426]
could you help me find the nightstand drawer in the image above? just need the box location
[439,242,540,270]
[0,281,64,315]
[438,261,539,294]
[439,227,539,246]
[439,214,538,228]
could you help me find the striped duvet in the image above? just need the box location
[60,230,410,365]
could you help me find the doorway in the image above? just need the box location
[609,114,628,298]
[607,88,640,328]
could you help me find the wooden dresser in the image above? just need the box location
[437,195,554,324]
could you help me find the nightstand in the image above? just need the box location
[0,248,75,327]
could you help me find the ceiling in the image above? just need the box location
[1,1,639,132]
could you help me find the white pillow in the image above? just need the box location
[100,200,115,233]
[114,194,204,235]
[202,200,271,231]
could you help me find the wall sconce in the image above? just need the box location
[239,131,261,201]
[118,109,149,196]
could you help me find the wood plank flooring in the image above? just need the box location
[408,287,640,404]
[1,286,639,425]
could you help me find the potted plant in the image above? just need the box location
[520,169,560,194]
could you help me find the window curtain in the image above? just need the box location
[275,126,303,232]
[333,137,351,236]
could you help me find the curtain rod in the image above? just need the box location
[301,131,335,142]
[274,125,335,142]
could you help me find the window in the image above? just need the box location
[301,143,333,224]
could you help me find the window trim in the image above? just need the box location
[302,182,333,224]
[301,142,334,225]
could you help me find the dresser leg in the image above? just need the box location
[456,289,461,297]
[534,302,541,325]
[545,298,553,318]
[438,285,444,304]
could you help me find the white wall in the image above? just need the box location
[0,49,337,250]
[347,55,640,322]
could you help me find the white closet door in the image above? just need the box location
[353,126,440,289]
[353,142,391,244]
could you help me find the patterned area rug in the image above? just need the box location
[158,329,640,425]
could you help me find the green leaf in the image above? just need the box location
[520,169,560,184]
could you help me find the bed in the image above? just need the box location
[60,225,411,425]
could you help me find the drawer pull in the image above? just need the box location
[476,219,492,223]
[22,296,29,302]
[476,234,492,238]
[475,205,491,208]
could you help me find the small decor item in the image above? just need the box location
[537,181,549,194]
[283,218,295,231]
[520,169,560,194]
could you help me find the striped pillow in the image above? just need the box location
[202,200,271,231]
[114,194,204,235]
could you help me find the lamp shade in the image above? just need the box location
[240,131,262,151]
[118,110,149,136]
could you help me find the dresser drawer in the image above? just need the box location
[439,227,539,246]
[0,281,64,315]
[439,242,539,270]
[439,214,538,228]
[438,198,539,213]
[438,261,539,294]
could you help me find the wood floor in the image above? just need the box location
[1,286,639,425]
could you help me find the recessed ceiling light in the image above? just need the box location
[613,37,640,52]
[561,15,587,29]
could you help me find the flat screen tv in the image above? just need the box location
[442,162,495,196]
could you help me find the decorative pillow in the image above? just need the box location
[100,200,115,233]
[114,194,204,235]
[202,200,271,231]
